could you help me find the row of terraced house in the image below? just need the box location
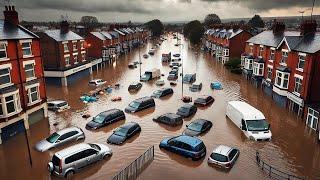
[204,20,320,138]
[0,5,149,144]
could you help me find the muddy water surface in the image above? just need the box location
[0,36,320,180]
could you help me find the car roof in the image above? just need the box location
[175,135,203,147]
[130,82,141,86]
[133,96,153,103]
[198,95,211,99]
[99,109,122,116]
[163,113,180,119]
[48,100,67,105]
[228,101,265,120]
[55,143,91,158]
[160,87,172,91]
[192,119,209,125]
[181,104,195,109]
[213,145,233,156]
[56,127,81,135]
[121,122,138,129]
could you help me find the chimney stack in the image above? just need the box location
[4,5,19,26]
[272,20,285,35]
[60,20,70,34]
[300,20,317,36]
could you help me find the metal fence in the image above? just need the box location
[112,146,155,180]
[255,151,305,180]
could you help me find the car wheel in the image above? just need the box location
[65,170,75,178]
[103,154,111,159]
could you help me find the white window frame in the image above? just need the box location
[293,75,303,96]
[249,43,253,55]
[65,56,70,67]
[266,66,273,81]
[26,83,40,106]
[62,41,69,52]
[297,53,306,72]
[20,39,33,58]
[73,53,78,64]
[253,62,264,76]
[306,108,319,130]
[80,40,85,49]
[0,41,8,60]
[270,48,275,62]
[81,51,86,62]
[0,64,13,89]
[259,45,264,57]
[275,70,290,89]
[23,60,36,81]
[280,49,288,66]
[72,41,78,51]
[245,58,253,70]
[0,89,22,118]
[223,48,229,57]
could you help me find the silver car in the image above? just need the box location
[35,127,85,152]
[48,143,112,178]
[208,145,239,169]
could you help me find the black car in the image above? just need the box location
[86,109,125,130]
[153,113,183,126]
[176,104,197,118]
[151,88,174,98]
[125,96,155,113]
[128,82,142,92]
[194,95,215,106]
[167,73,178,81]
[107,122,141,145]
[183,119,212,136]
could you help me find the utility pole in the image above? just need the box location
[139,41,142,79]
[311,0,316,19]
[299,11,305,21]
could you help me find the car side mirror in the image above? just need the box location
[241,126,247,131]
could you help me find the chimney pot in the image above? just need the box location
[300,20,317,36]
[5,6,8,11]
[3,5,19,26]
[60,20,70,34]
[272,20,286,35]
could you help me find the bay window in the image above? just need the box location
[0,41,8,59]
[0,90,22,118]
[245,58,253,70]
[297,54,305,70]
[21,42,32,56]
[280,50,288,65]
[275,70,290,89]
[294,77,302,95]
[253,62,264,76]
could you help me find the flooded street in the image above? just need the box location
[1,35,320,180]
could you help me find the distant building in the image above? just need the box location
[38,20,92,86]
[0,6,48,144]
[242,20,320,135]
[204,26,253,64]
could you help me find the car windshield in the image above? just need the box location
[129,101,140,109]
[57,102,67,107]
[114,127,128,137]
[246,119,269,131]
[89,143,101,151]
[179,107,189,113]
[188,122,202,132]
[46,132,60,143]
[93,115,105,124]
[211,153,228,162]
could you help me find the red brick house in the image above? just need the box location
[204,26,252,64]
[242,20,320,135]
[38,20,92,86]
[0,6,48,144]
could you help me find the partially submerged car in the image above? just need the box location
[128,82,142,92]
[176,104,197,118]
[183,119,212,136]
[107,122,141,145]
[151,88,174,98]
[47,100,70,112]
[85,109,125,130]
[88,79,106,86]
[153,113,183,126]
[194,95,215,106]
[208,145,240,169]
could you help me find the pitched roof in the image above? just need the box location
[0,20,38,40]
[206,28,246,39]
[114,28,125,36]
[100,32,112,40]
[109,31,119,38]
[90,32,106,40]
[44,29,83,42]
[246,30,301,47]
[290,34,320,54]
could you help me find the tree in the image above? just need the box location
[145,19,164,37]
[248,15,265,28]
[183,20,204,44]
[80,16,99,33]
[204,14,221,28]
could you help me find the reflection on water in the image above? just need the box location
[0,36,320,180]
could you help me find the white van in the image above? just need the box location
[140,68,161,81]
[226,101,272,141]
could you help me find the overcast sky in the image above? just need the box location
[1,0,319,22]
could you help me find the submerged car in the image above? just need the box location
[190,82,202,92]
[183,73,196,84]
[208,145,240,169]
[47,143,112,178]
[85,109,125,130]
[107,122,141,145]
[151,88,174,98]
[167,73,178,81]
[156,80,165,86]
[169,62,181,67]
[159,135,206,161]
[47,100,70,112]
[176,104,197,118]
[194,95,215,106]
[128,82,142,92]
[88,79,106,86]
[153,113,183,126]
[183,119,212,136]
[35,127,85,152]
[125,97,155,113]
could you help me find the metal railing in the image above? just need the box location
[112,146,155,180]
[255,151,305,180]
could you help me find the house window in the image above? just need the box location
[63,43,69,52]
[82,53,86,61]
[73,42,77,51]
[81,42,84,49]
[275,70,290,89]
[0,42,7,59]
[253,62,264,76]
[307,108,319,130]
[267,67,273,80]
[297,54,305,70]
[259,46,264,57]
[249,45,253,55]
[0,91,21,117]
[65,57,70,66]
[223,49,229,56]
[0,68,11,86]
[5,95,16,114]
[280,50,288,65]
[294,77,303,95]
[73,55,78,64]
[25,63,35,79]
[245,58,253,70]
[270,49,275,61]
[28,86,40,104]
[22,42,32,56]
[241,56,246,67]
[0,101,3,116]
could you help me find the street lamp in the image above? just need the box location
[177,41,184,99]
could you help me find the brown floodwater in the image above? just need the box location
[1,35,320,180]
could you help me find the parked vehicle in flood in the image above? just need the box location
[85,109,125,130]
[176,104,197,118]
[183,119,212,136]
[183,73,196,84]
[169,62,181,67]
[125,96,155,113]
[159,135,206,161]
[167,73,178,81]
[35,127,85,152]
[107,122,141,145]
[47,100,70,112]
[128,82,142,92]
[151,88,174,98]
[140,68,161,81]
[208,145,239,169]
[194,95,214,106]
[47,143,112,178]
[226,101,272,141]
[190,82,202,92]
[153,113,183,126]
[156,79,165,86]
[88,79,106,86]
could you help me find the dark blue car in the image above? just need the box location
[159,135,206,161]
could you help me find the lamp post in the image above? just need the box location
[178,41,184,99]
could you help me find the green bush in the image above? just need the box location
[224,58,241,69]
